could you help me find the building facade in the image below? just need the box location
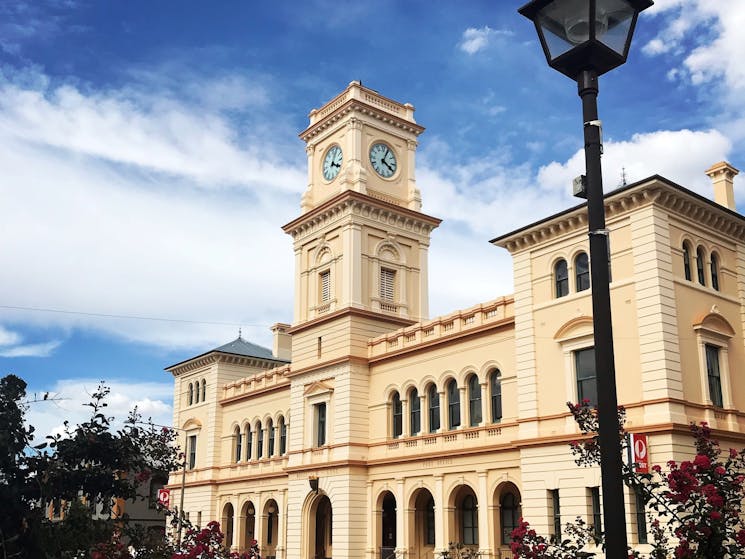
[168,82,745,559]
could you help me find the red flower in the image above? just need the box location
[709,510,722,520]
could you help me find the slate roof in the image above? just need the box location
[213,336,276,360]
[166,335,288,371]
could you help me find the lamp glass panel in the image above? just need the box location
[538,0,591,59]
[596,0,635,54]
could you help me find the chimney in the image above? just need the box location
[271,323,292,362]
[705,161,739,210]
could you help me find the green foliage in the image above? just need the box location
[0,374,181,559]
[511,402,745,559]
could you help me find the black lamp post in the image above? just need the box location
[518,1,652,558]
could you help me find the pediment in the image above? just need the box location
[304,379,335,397]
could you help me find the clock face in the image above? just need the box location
[322,145,343,181]
[369,142,397,178]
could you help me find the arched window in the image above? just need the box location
[500,492,520,545]
[683,242,692,281]
[257,421,264,459]
[409,389,421,436]
[696,246,706,285]
[575,252,590,292]
[278,416,287,455]
[246,424,253,460]
[462,494,478,545]
[194,381,200,403]
[267,418,275,457]
[187,383,194,406]
[467,375,482,427]
[447,379,460,430]
[490,369,502,423]
[234,426,242,463]
[428,384,440,433]
[555,259,569,297]
[711,253,720,291]
[392,392,403,438]
[201,379,207,401]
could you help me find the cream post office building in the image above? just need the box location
[168,82,745,559]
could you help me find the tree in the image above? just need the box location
[510,402,745,559]
[0,374,181,559]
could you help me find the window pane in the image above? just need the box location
[555,259,569,297]
[246,427,252,460]
[711,254,719,291]
[235,429,242,463]
[279,419,287,455]
[706,344,723,407]
[410,390,421,435]
[490,370,502,422]
[392,393,403,438]
[447,381,460,429]
[257,422,264,459]
[635,488,648,544]
[188,435,197,469]
[268,420,275,456]
[468,376,482,426]
[425,497,435,545]
[575,252,590,292]
[550,490,561,541]
[317,403,327,446]
[683,244,692,281]
[697,247,706,285]
[590,487,602,537]
[575,348,597,406]
[428,385,440,432]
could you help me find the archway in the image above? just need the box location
[241,500,256,551]
[380,491,397,558]
[408,487,435,559]
[222,503,235,549]
[494,482,521,549]
[309,494,332,559]
[263,499,279,558]
[448,485,478,548]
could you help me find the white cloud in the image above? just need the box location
[0,326,21,346]
[458,26,513,55]
[0,67,301,351]
[0,340,61,358]
[536,129,732,198]
[644,3,745,93]
[25,378,175,441]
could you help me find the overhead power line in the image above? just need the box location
[0,304,270,328]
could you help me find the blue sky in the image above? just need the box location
[1,0,743,435]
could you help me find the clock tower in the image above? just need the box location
[283,81,441,364]
[282,83,439,559]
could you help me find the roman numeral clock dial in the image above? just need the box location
[322,145,343,181]
[369,143,397,178]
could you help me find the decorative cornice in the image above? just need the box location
[282,190,441,242]
[167,352,283,377]
[285,305,415,336]
[492,177,745,253]
[299,99,424,142]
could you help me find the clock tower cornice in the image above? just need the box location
[299,81,424,142]
[282,189,441,241]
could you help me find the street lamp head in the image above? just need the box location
[519,0,653,80]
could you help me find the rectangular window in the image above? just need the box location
[320,270,331,303]
[589,487,602,538]
[187,435,197,469]
[380,268,395,301]
[550,490,561,542]
[575,348,597,406]
[634,488,648,544]
[316,403,327,447]
[705,344,723,407]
